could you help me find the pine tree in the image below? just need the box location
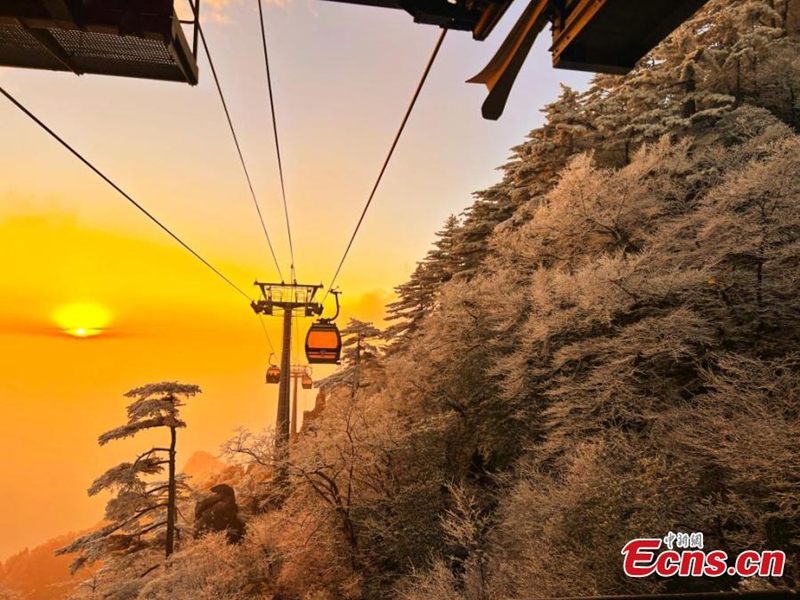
[319,318,382,394]
[450,86,601,279]
[688,0,798,124]
[57,382,201,573]
[452,183,528,278]
[384,215,461,347]
[585,24,715,162]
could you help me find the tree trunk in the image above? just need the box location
[341,511,359,570]
[783,0,790,37]
[753,52,759,98]
[682,62,697,119]
[735,56,742,106]
[166,425,177,557]
[291,370,299,442]
[757,261,764,311]
[352,336,362,399]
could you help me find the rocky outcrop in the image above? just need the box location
[194,484,246,544]
[301,390,326,433]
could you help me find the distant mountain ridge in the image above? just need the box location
[0,532,86,600]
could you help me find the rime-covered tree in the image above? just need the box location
[340,319,382,367]
[497,86,596,204]
[385,215,461,346]
[0,585,21,600]
[568,0,800,166]
[451,183,523,279]
[398,110,800,598]
[318,318,383,394]
[448,92,596,278]
[666,0,799,127]
[57,382,201,572]
[280,387,446,598]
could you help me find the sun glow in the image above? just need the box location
[53,303,112,338]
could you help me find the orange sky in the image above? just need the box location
[0,0,589,559]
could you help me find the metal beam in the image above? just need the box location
[276,309,293,447]
[24,25,83,74]
[472,0,514,41]
[550,0,608,62]
[166,15,200,86]
[467,0,551,119]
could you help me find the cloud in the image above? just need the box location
[178,0,291,25]
[204,0,240,24]
[176,0,239,25]
[339,289,395,326]
[0,318,130,340]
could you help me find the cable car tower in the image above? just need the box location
[288,365,314,441]
[251,281,325,448]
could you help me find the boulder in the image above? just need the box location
[194,484,246,544]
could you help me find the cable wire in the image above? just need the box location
[257,0,296,282]
[0,86,253,303]
[323,29,447,303]
[293,296,301,367]
[195,15,285,282]
[259,315,277,354]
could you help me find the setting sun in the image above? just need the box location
[52,303,112,338]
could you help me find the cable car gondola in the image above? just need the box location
[305,321,342,365]
[301,370,313,390]
[266,366,281,384]
[266,353,281,385]
[305,290,342,365]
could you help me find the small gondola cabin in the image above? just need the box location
[266,366,281,385]
[0,0,199,84]
[301,373,313,389]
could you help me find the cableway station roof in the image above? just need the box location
[0,1,198,84]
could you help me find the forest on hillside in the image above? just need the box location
[5,1,800,599]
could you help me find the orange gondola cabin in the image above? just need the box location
[0,0,199,84]
[301,372,313,389]
[305,321,342,365]
[266,365,281,385]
